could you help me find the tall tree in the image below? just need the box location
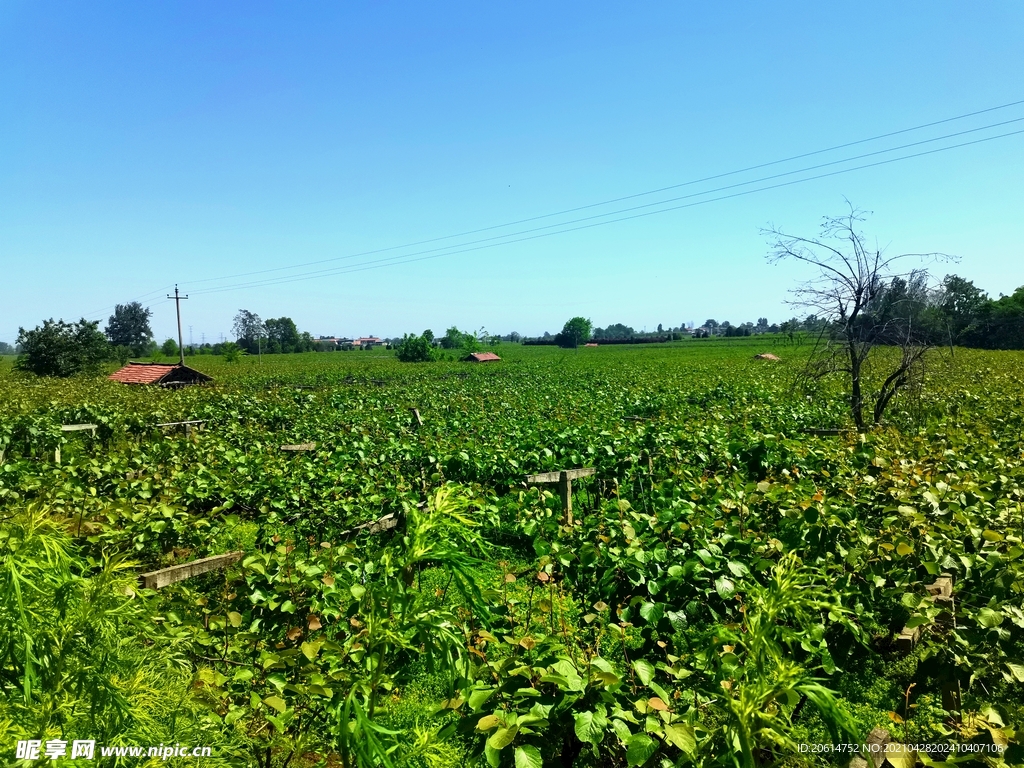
[232,310,265,353]
[105,302,153,356]
[765,203,948,430]
[265,317,300,353]
[16,319,109,377]
[933,274,987,349]
[556,317,592,349]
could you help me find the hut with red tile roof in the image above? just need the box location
[465,351,501,363]
[109,362,212,387]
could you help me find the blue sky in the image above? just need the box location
[2,2,1023,345]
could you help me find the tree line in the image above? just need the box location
[8,270,1024,377]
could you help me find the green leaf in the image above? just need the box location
[639,602,663,624]
[300,641,318,661]
[515,745,543,768]
[977,607,1004,628]
[714,575,735,599]
[626,733,657,766]
[264,695,286,713]
[469,688,496,711]
[611,719,633,743]
[227,611,242,627]
[726,560,749,578]
[574,711,606,747]
[663,723,696,754]
[487,725,519,750]
[350,584,366,600]
[632,659,655,686]
[1006,663,1024,682]
[477,715,502,731]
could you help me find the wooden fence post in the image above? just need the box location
[558,471,573,526]
[525,468,596,526]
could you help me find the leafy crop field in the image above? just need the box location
[2,342,1023,767]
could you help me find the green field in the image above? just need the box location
[2,342,1022,767]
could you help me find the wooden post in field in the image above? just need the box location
[525,468,596,526]
[139,551,243,590]
[281,442,316,452]
[156,419,207,436]
[58,424,98,463]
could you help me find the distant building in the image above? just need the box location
[353,336,383,348]
[466,351,501,363]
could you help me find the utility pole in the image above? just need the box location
[167,285,188,366]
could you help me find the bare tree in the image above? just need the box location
[764,203,949,431]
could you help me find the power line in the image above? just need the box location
[183,98,1024,288]
[81,284,175,323]
[189,125,1024,296]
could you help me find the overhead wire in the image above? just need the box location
[81,284,176,323]
[188,124,1024,296]
[182,98,1024,288]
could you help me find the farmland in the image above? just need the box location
[2,341,1023,767]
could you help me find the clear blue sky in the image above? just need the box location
[2,2,1023,345]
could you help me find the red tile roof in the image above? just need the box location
[467,352,501,362]
[108,362,212,385]
[109,362,179,384]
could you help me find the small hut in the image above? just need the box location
[465,351,501,363]
[109,362,212,387]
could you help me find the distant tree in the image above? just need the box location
[105,302,153,356]
[395,332,437,362]
[931,274,987,350]
[556,317,592,349]
[422,329,435,343]
[0,341,14,355]
[232,310,265,353]
[765,203,948,430]
[265,317,300,353]
[657,323,663,333]
[593,323,635,340]
[965,284,1024,350]
[439,326,476,351]
[161,338,179,357]
[16,318,110,377]
[703,319,718,331]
